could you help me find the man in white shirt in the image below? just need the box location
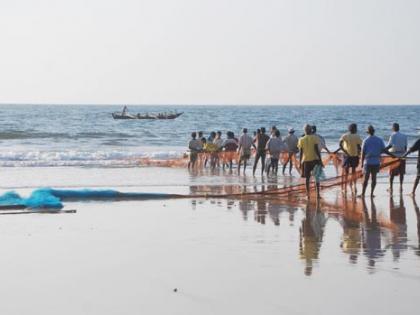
[213,131,224,149]
[283,128,299,175]
[238,128,254,174]
[312,125,331,154]
[266,129,285,175]
[385,123,408,193]
[213,131,224,167]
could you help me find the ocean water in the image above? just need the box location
[0,105,419,167]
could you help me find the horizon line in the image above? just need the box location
[0,103,419,106]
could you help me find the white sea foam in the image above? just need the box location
[0,149,185,167]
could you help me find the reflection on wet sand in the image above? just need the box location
[340,197,363,264]
[189,184,420,275]
[411,197,420,257]
[299,200,326,276]
[361,198,385,270]
[387,196,407,261]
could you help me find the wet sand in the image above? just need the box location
[0,166,419,314]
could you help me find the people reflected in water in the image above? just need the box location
[340,197,363,264]
[387,195,407,261]
[299,200,326,276]
[267,200,282,226]
[187,187,419,272]
[361,198,385,269]
[254,198,267,225]
[238,199,254,221]
[411,197,420,257]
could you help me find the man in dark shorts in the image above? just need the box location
[385,123,408,193]
[188,132,203,169]
[402,137,420,196]
[335,123,362,194]
[253,127,270,176]
[298,124,321,199]
[360,125,395,197]
[237,128,254,174]
[223,131,239,170]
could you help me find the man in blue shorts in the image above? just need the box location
[402,137,420,196]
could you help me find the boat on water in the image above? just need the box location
[112,106,183,120]
[111,112,138,119]
[137,112,183,120]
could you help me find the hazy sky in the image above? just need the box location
[0,0,419,105]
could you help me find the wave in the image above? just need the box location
[0,131,136,140]
[0,149,184,167]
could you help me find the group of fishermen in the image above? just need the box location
[188,123,420,199]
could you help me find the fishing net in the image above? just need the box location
[0,153,406,210]
[0,189,63,209]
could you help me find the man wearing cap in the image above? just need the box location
[360,125,395,197]
[385,123,408,194]
[283,128,299,175]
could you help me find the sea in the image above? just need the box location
[0,104,419,167]
[1,105,420,314]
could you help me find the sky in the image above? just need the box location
[0,0,419,105]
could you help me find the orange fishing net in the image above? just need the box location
[135,152,403,200]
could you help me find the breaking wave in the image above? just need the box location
[0,149,185,167]
[0,131,136,140]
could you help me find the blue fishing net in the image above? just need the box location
[0,188,63,209]
[0,188,173,209]
[48,189,172,200]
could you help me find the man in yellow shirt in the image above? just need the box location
[335,123,362,193]
[298,124,322,199]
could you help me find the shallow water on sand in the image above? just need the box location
[0,164,419,314]
[0,185,419,314]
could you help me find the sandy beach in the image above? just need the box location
[0,164,419,315]
[2,0,420,312]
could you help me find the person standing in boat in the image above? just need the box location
[122,106,128,116]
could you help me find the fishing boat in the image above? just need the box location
[137,112,183,120]
[112,106,137,119]
[112,112,137,119]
